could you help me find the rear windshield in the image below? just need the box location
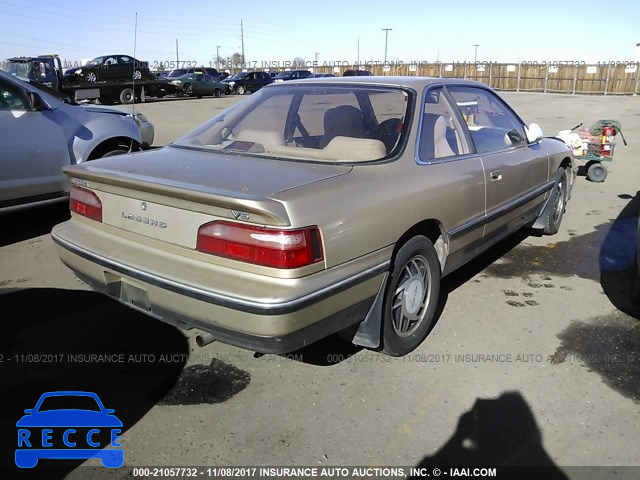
[174,85,411,163]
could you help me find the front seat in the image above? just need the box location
[420,113,457,160]
[318,105,365,148]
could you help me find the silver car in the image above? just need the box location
[0,70,153,213]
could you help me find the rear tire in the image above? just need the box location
[119,88,134,104]
[543,169,567,235]
[381,236,441,356]
[587,162,607,182]
[214,89,222,98]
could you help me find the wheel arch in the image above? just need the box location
[392,219,448,273]
[87,137,140,160]
[559,155,574,200]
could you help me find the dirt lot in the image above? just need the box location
[1,90,639,479]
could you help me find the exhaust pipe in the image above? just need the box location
[195,332,216,347]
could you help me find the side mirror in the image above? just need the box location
[525,123,544,143]
[28,92,47,111]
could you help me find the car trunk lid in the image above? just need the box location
[64,146,350,248]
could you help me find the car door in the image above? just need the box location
[0,78,70,206]
[118,56,135,80]
[101,56,119,81]
[446,86,549,242]
[244,72,257,91]
[416,87,486,272]
[189,74,203,95]
[203,75,215,95]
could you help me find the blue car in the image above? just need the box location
[16,391,123,468]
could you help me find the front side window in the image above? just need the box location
[418,88,465,161]
[447,86,526,154]
[0,81,28,110]
[174,85,411,163]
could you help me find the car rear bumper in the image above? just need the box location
[52,220,389,353]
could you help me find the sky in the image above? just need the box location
[1,0,639,70]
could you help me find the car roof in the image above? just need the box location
[267,76,488,90]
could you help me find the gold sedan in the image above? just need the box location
[52,77,574,356]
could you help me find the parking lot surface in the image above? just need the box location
[1,91,639,479]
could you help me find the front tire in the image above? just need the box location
[382,236,441,356]
[100,148,129,157]
[543,169,567,235]
[237,85,246,95]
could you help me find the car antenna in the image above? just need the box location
[130,11,138,153]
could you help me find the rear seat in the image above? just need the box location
[270,137,386,162]
[234,130,386,162]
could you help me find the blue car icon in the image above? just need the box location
[16,391,123,468]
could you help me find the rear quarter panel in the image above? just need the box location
[273,154,485,270]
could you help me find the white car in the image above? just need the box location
[0,70,153,213]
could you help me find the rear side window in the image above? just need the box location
[418,88,465,161]
[447,86,526,154]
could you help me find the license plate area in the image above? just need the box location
[120,282,151,312]
[104,272,151,312]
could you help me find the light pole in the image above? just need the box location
[315,52,319,64]
[473,44,480,64]
[382,28,392,63]
[216,45,221,69]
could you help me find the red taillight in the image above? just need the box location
[70,185,102,222]
[196,221,324,269]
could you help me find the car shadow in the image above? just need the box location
[0,203,70,248]
[410,391,568,480]
[599,192,640,320]
[0,288,189,479]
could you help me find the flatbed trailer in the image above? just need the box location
[62,78,177,104]
[7,54,177,104]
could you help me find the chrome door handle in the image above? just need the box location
[490,170,503,182]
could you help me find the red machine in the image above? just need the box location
[600,124,616,157]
